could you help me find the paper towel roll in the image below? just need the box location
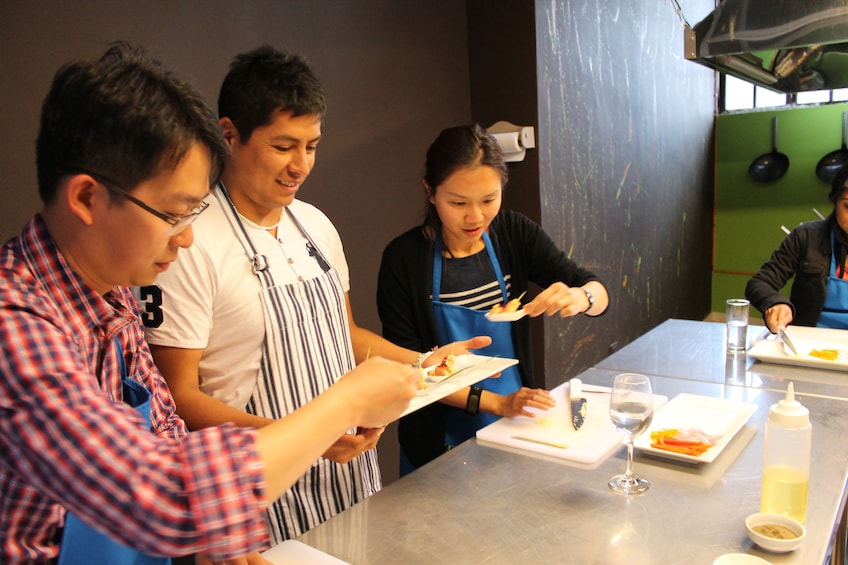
[491,132,523,154]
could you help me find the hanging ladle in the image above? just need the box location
[749,116,789,182]
[815,111,848,184]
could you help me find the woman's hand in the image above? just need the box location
[764,304,793,333]
[423,336,493,367]
[499,387,556,418]
[523,282,588,318]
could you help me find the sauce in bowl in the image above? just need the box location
[752,524,799,540]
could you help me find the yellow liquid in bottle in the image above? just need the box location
[761,465,808,523]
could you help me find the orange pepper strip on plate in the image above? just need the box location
[809,349,839,361]
[650,429,713,456]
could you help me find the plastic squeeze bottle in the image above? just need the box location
[760,382,812,523]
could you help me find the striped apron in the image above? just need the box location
[216,186,380,544]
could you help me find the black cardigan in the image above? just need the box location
[746,217,845,328]
[377,209,605,467]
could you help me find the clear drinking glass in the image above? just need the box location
[608,373,654,495]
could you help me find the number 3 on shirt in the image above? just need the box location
[137,285,164,328]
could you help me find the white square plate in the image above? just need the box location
[403,354,518,417]
[748,325,848,372]
[633,393,757,464]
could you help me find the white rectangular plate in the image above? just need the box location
[633,393,757,464]
[401,353,518,417]
[748,325,848,373]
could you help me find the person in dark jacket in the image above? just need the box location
[377,124,609,474]
[746,165,848,332]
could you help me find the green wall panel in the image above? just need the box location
[712,103,848,311]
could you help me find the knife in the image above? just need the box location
[569,378,587,430]
[778,327,799,356]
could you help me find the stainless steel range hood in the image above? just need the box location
[678,0,848,93]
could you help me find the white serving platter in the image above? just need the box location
[402,353,518,417]
[634,393,757,464]
[747,325,848,372]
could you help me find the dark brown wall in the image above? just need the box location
[466,0,717,388]
[1,1,718,484]
[0,0,472,485]
[534,0,716,384]
[466,1,547,386]
[0,2,470,340]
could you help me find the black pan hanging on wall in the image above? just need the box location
[749,116,789,182]
[815,111,848,184]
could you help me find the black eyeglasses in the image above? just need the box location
[70,169,209,235]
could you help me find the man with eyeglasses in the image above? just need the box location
[0,42,418,564]
[136,45,490,546]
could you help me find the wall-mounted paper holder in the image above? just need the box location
[486,121,536,162]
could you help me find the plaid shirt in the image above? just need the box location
[0,216,269,562]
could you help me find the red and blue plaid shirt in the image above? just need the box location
[0,216,269,562]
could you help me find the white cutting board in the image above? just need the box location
[262,540,350,564]
[476,381,667,469]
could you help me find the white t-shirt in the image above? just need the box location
[137,192,350,410]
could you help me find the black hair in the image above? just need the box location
[217,45,326,142]
[829,163,848,204]
[422,124,508,239]
[36,41,228,204]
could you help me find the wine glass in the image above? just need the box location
[608,373,654,495]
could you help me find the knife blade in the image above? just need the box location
[569,378,587,430]
[778,327,799,356]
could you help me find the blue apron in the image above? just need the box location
[818,231,848,329]
[432,232,522,447]
[59,340,170,565]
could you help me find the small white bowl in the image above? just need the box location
[745,512,806,553]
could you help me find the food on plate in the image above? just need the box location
[417,369,428,390]
[431,354,456,377]
[489,298,522,316]
[649,428,714,457]
[809,348,845,361]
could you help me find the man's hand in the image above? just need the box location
[322,427,385,464]
[765,304,793,333]
[336,357,418,428]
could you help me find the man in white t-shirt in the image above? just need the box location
[135,45,488,545]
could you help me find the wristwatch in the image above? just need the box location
[581,288,594,314]
[466,386,483,415]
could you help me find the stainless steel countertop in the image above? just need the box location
[292,321,848,565]
[596,319,848,400]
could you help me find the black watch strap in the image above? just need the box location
[466,386,483,415]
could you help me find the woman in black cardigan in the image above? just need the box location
[746,165,848,331]
[377,124,609,474]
